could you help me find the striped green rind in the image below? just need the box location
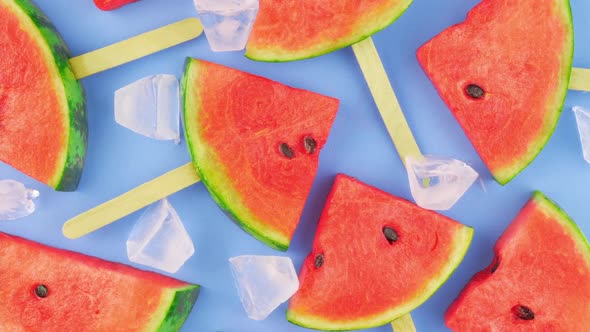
[492,2,573,185]
[286,226,474,330]
[155,285,200,331]
[245,0,413,62]
[181,58,289,251]
[11,0,87,191]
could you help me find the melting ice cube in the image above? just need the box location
[127,199,194,273]
[114,75,180,143]
[573,106,590,164]
[194,0,259,52]
[405,156,478,211]
[229,255,299,320]
[0,180,39,221]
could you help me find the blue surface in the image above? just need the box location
[1,0,589,331]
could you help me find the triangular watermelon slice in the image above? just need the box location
[245,0,413,62]
[417,0,573,184]
[0,0,87,191]
[0,232,199,330]
[181,59,339,251]
[287,174,473,330]
[446,192,590,331]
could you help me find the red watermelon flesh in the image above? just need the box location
[182,58,339,251]
[93,0,139,11]
[0,232,199,331]
[446,192,590,331]
[417,0,573,184]
[287,174,473,330]
[0,0,87,191]
[246,0,414,62]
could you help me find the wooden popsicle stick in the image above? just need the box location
[352,37,421,332]
[570,67,590,92]
[351,38,423,165]
[69,18,203,79]
[391,314,417,332]
[62,163,200,239]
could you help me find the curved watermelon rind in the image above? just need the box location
[244,0,414,62]
[494,2,573,185]
[286,225,474,330]
[153,285,200,331]
[181,58,289,251]
[12,0,87,191]
[531,191,590,262]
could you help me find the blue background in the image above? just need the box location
[1,0,589,331]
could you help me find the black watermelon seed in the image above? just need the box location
[490,257,500,274]
[34,284,48,298]
[303,136,317,154]
[465,84,485,99]
[279,143,295,159]
[382,226,399,244]
[513,305,535,321]
[314,254,324,269]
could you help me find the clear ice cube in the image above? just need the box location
[573,106,590,164]
[0,180,39,221]
[405,156,479,211]
[229,255,299,320]
[126,199,194,273]
[114,75,180,143]
[194,0,259,52]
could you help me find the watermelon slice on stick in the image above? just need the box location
[286,174,473,330]
[0,0,204,191]
[417,0,577,184]
[65,59,340,252]
[0,232,199,331]
[446,191,590,331]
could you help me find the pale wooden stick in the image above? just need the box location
[351,37,424,165]
[391,314,417,332]
[352,36,422,331]
[62,163,200,239]
[570,68,590,92]
[69,18,203,79]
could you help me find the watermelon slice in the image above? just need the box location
[182,58,339,251]
[245,0,413,62]
[416,0,573,184]
[0,0,87,191]
[287,174,473,330]
[0,232,199,330]
[446,192,590,331]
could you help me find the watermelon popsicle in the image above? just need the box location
[0,0,204,192]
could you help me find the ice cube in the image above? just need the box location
[229,255,299,320]
[114,75,180,143]
[194,0,259,52]
[0,180,39,221]
[126,199,194,273]
[573,106,590,164]
[405,156,478,211]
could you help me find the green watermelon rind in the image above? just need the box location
[532,191,590,263]
[494,1,573,184]
[150,285,200,331]
[244,0,414,62]
[181,58,289,251]
[11,0,87,191]
[286,225,475,330]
